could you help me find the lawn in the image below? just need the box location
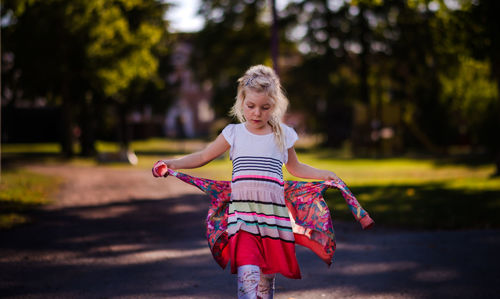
[133,143,500,230]
[0,169,63,229]
[288,154,500,229]
[2,140,500,230]
[139,148,500,230]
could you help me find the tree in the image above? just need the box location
[453,0,500,175]
[190,0,273,119]
[1,0,171,156]
[269,0,279,74]
[281,0,468,154]
[281,0,388,148]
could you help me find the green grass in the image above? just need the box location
[291,155,500,230]
[302,155,500,230]
[3,140,500,230]
[137,150,500,230]
[1,143,62,154]
[326,180,500,230]
[0,170,63,229]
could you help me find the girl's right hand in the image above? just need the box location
[321,170,341,183]
[152,160,169,177]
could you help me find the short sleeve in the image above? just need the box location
[222,124,235,147]
[283,124,298,149]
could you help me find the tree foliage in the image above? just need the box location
[1,0,171,155]
[2,0,499,173]
[188,0,498,169]
[190,0,273,118]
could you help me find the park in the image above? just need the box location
[1,0,500,298]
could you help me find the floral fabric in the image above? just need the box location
[166,169,373,268]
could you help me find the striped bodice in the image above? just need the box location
[232,156,284,186]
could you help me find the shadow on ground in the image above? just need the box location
[1,191,500,298]
[0,193,235,298]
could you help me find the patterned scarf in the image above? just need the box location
[164,168,374,268]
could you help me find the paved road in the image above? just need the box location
[1,165,499,298]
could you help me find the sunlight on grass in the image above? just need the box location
[1,143,61,153]
[134,147,500,229]
[95,141,122,152]
[131,138,208,153]
[3,138,500,229]
[0,170,63,229]
[0,213,28,229]
[291,154,496,185]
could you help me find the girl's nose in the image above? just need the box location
[254,108,261,116]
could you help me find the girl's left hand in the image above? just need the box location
[152,160,169,177]
[322,170,341,183]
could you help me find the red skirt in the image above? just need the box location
[229,230,301,279]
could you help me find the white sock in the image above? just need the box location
[237,265,260,299]
[257,272,275,299]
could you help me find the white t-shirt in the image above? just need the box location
[222,122,298,171]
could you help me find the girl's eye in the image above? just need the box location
[247,105,254,109]
[262,107,270,110]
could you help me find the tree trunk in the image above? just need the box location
[60,85,74,158]
[325,101,352,148]
[270,0,279,76]
[494,152,500,177]
[117,103,130,150]
[355,5,374,154]
[359,5,370,107]
[494,79,500,176]
[79,94,96,157]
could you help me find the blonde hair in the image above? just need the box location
[229,64,289,152]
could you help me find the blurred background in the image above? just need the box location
[1,0,500,230]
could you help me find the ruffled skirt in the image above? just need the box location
[227,181,301,279]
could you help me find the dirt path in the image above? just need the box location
[1,164,499,298]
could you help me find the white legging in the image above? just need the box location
[237,265,276,299]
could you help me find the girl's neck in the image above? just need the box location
[244,122,273,135]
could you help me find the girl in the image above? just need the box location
[156,65,344,298]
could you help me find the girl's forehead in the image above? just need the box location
[244,89,272,105]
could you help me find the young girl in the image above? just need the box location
[156,65,345,298]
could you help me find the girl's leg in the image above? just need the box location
[257,272,275,299]
[237,265,260,299]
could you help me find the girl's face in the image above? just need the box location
[242,89,273,134]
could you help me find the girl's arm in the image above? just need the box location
[285,147,340,181]
[164,134,230,170]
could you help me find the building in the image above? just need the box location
[165,37,214,138]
